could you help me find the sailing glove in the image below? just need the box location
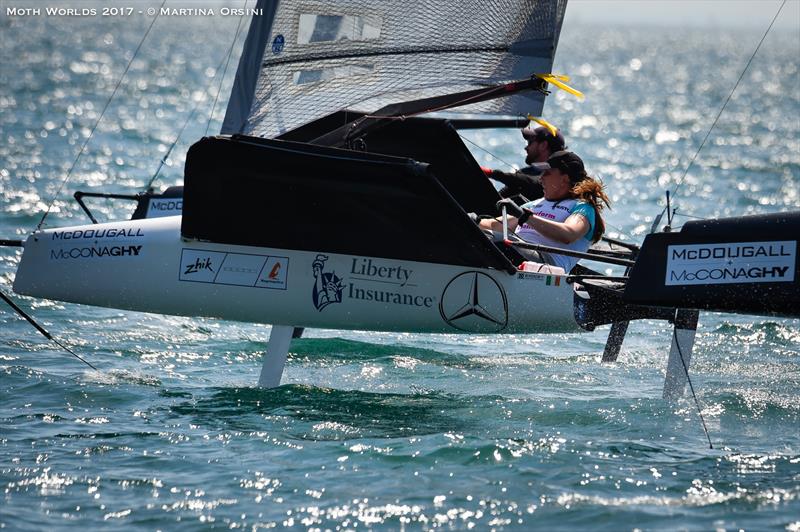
[495,198,524,219]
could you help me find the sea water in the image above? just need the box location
[1,6,799,531]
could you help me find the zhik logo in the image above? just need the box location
[184,257,214,275]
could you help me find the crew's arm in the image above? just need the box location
[486,169,527,188]
[485,169,544,200]
[521,213,590,244]
[479,216,520,233]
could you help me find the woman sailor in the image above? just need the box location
[480,150,610,273]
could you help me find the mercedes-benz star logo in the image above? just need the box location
[439,271,508,333]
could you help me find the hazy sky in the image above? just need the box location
[566,0,800,30]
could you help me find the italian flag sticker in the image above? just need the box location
[545,275,561,286]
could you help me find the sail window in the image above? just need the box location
[297,14,381,44]
[293,64,374,85]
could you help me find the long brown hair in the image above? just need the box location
[569,173,611,243]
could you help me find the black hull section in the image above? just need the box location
[181,135,516,273]
[624,212,800,318]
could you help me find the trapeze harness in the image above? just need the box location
[515,197,596,273]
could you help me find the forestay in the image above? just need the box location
[222,0,568,137]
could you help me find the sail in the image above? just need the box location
[220,0,280,135]
[223,0,568,138]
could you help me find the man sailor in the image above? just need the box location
[482,126,567,204]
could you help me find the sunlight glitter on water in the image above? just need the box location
[1,8,799,531]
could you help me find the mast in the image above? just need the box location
[220,0,280,135]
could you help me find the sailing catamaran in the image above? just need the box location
[5,0,799,396]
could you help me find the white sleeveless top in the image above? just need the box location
[515,198,595,272]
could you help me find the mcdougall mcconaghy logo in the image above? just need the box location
[666,240,796,286]
[146,198,183,218]
[50,245,142,260]
[312,254,343,311]
[439,272,508,333]
[51,227,144,240]
[49,227,146,260]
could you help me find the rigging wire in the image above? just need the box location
[653,0,788,227]
[644,5,786,443]
[670,316,713,449]
[672,211,709,221]
[144,50,238,191]
[0,290,98,371]
[205,0,249,137]
[35,0,167,232]
[458,133,519,171]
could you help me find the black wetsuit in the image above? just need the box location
[489,163,547,205]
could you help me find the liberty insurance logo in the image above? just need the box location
[311,254,344,311]
[439,271,508,333]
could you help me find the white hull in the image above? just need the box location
[13,217,581,334]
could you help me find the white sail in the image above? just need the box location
[223,0,567,138]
